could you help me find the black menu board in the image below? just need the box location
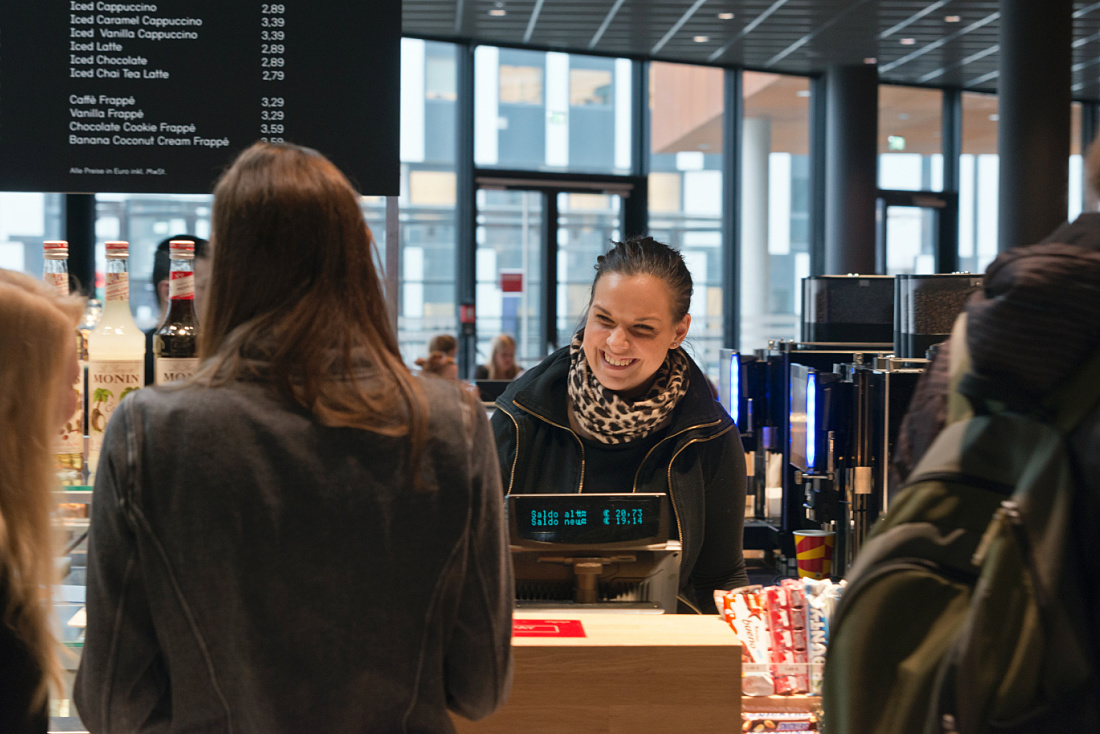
[0,1,400,194]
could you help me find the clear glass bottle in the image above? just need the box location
[154,240,200,384]
[43,241,84,485]
[87,241,145,481]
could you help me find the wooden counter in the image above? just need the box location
[452,611,741,734]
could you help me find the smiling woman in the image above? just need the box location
[490,236,748,613]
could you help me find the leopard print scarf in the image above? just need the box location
[566,331,690,445]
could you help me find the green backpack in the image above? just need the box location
[822,349,1100,734]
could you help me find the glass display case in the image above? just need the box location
[52,485,91,732]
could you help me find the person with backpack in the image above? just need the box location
[823,144,1100,732]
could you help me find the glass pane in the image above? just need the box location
[476,189,543,371]
[740,71,811,354]
[959,92,999,275]
[475,46,632,174]
[883,206,936,275]
[93,193,213,329]
[649,61,725,375]
[399,39,458,367]
[0,193,64,277]
[1070,101,1084,220]
[556,192,623,347]
[878,85,943,192]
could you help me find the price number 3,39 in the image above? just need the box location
[261,4,286,81]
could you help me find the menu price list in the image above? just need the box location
[0,1,399,194]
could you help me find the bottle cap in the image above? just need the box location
[105,241,130,259]
[169,239,196,259]
[43,240,69,258]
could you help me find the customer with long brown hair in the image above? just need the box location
[0,270,84,733]
[75,142,513,732]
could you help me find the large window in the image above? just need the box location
[959,92,1000,274]
[475,47,632,174]
[648,62,725,373]
[395,39,459,367]
[94,194,212,329]
[0,193,64,278]
[740,71,812,353]
[878,86,943,192]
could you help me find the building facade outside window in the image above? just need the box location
[959,91,1000,275]
[739,71,812,354]
[878,85,944,275]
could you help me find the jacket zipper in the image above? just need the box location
[632,418,725,543]
[653,421,735,615]
[496,403,523,495]
[509,398,587,493]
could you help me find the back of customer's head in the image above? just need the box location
[428,333,457,358]
[0,269,84,708]
[197,142,427,449]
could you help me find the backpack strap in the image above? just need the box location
[1046,346,1100,434]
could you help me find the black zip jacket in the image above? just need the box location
[490,347,749,613]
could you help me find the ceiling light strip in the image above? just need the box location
[1073,2,1100,18]
[764,0,874,68]
[878,11,998,73]
[650,0,711,56]
[707,0,789,62]
[1072,56,1100,73]
[589,0,628,49]
[966,69,999,88]
[877,0,951,40]
[917,43,998,83]
[523,0,546,42]
[1072,30,1100,48]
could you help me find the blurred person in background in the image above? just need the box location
[416,350,459,380]
[428,333,457,360]
[75,142,513,733]
[144,235,209,385]
[475,333,521,380]
[0,270,85,733]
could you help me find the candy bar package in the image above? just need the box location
[802,577,846,695]
[741,711,819,731]
[718,578,845,697]
[717,585,774,695]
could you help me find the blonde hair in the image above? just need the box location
[195,142,429,482]
[0,269,85,710]
[487,334,520,380]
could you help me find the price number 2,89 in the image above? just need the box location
[259,4,287,141]
[261,4,286,82]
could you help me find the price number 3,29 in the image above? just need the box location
[261,4,286,81]
[260,97,285,143]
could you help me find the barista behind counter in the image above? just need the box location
[490,237,749,614]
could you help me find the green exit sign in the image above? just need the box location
[888,135,906,151]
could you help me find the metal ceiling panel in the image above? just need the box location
[402,0,1100,100]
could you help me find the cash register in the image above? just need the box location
[506,493,681,613]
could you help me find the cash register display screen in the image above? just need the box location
[513,494,664,545]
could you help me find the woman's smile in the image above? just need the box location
[600,349,637,369]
